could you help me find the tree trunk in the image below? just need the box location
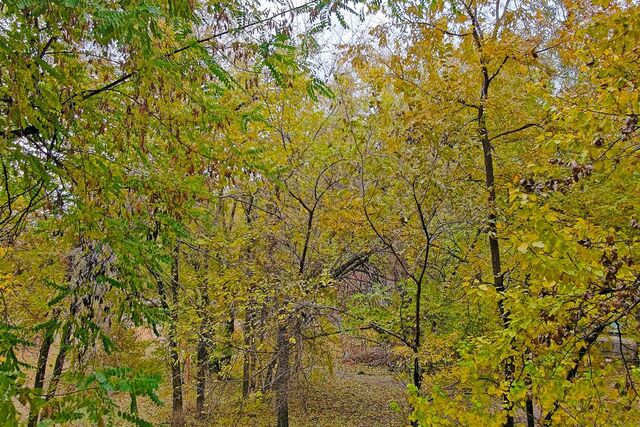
[211,307,235,376]
[412,355,422,390]
[525,349,535,427]
[543,324,606,425]
[46,298,78,401]
[195,336,207,416]
[464,5,515,425]
[471,35,514,427]
[526,395,535,427]
[221,308,235,368]
[195,252,210,417]
[169,246,183,427]
[413,275,423,391]
[242,305,254,399]
[274,320,290,427]
[46,322,71,399]
[169,330,183,427]
[263,356,276,393]
[478,87,515,427]
[28,316,56,427]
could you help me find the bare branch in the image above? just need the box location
[489,123,542,142]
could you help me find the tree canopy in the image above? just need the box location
[1,0,639,426]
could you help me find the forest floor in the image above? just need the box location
[177,363,410,427]
[285,364,408,427]
[15,330,410,426]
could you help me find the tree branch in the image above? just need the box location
[489,123,541,142]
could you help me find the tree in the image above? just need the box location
[3,0,640,425]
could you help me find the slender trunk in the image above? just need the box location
[299,209,314,275]
[195,253,210,417]
[169,329,183,427]
[34,322,55,392]
[525,394,535,427]
[195,337,207,416]
[471,35,514,422]
[543,324,606,425]
[169,246,183,427]
[525,347,535,427]
[412,355,422,390]
[478,83,515,427]
[211,307,235,376]
[241,347,250,398]
[221,309,235,367]
[46,299,78,401]
[263,356,276,393]
[28,316,56,427]
[242,306,254,399]
[464,5,514,424]
[242,206,256,399]
[250,339,258,391]
[274,320,290,427]
[412,282,422,391]
[46,321,72,400]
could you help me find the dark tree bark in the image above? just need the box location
[524,343,535,427]
[478,84,515,427]
[168,246,183,427]
[195,333,207,417]
[274,320,290,427]
[478,78,515,427]
[28,314,57,427]
[210,307,235,376]
[168,325,183,427]
[525,394,535,427]
[152,243,183,427]
[241,201,257,399]
[464,3,514,424]
[413,355,422,390]
[195,252,210,418]
[221,309,235,367]
[46,298,78,401]
[543,324,607,425]
[262,355,276,393]
[242,305,255,399]
[46,322,71,399]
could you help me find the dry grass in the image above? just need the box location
[142,363,410,426]
[16,329,410,426]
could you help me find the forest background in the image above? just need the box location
[1,0,639,426]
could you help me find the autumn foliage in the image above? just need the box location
[1,0,639,426]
